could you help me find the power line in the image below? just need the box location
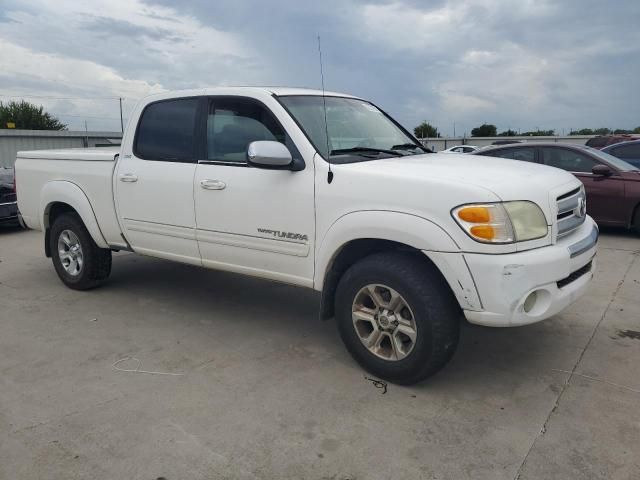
[0,94,136,100]
[53,113,122,120]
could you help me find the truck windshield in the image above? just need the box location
[278,95,426,161]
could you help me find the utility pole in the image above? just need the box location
[453,121,456,138]
[119,97,124,134]
[84,120,89,148]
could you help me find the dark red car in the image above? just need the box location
[585,134,637,149]
[473,143,640,233]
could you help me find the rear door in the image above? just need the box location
[540,147,626,225]
[115,96,202,264]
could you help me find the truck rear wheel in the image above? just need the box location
[335,252,461,385]
[50,213,112,290]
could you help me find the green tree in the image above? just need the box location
[498,129,517,136]
[471,123,497,137]
[592,127,611,136]
[570,128,593,135]
[634,126,640,134]
[414,121,439,138]
[0,100,66,130]
[614,129,632,134]
[522,129,555,136]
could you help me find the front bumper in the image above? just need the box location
[463,217,598,327]
[0,201,19,223]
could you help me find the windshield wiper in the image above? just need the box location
[391,143,432,153]
[391,143,420,150]
[330,147,404,157]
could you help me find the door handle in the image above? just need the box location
[200,179,226,190]
[119,173,138,183]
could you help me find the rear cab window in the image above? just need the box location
[134,97,199,162]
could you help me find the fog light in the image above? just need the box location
[523,291,537,313]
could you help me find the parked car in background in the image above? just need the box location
[0,166,19,225]
[439,145,479,154]
[585,134,636,149]
[473,143,640,232]
[602,139,640,169]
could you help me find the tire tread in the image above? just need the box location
[335,251,461,385]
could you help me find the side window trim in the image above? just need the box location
[200,95,304,170]
[133,96,200,163]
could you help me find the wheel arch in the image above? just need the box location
[41,181,109,256]
[315,211,466,320]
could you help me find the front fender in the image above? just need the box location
[314,210,460,290]
[40,180,109,249]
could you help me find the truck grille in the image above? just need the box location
[556,187,586,238]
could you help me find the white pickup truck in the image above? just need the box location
[15,87,598,384]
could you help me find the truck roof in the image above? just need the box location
[142,86,359,102]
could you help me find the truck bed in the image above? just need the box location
[17,147,120,162]
[15,147,124,247]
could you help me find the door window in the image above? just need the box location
[207,98,286,163]
[541,148,597,173]
[134,97,199,162]
[488,148,536,162]
[611,144,640,159]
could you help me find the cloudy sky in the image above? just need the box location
[0,0,638,135]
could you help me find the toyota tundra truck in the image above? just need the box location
[15,87,598,384]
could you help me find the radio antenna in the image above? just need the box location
[317,35,333,184]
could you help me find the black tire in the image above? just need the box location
[633,208,640,235]
[335,252,461,385]
[49,212,112,290]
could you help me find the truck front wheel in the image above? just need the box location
[50,213,112,290]
[335,252,461,385]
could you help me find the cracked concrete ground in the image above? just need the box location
[1,226,639,480]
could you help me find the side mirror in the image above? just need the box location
[592,164,612,176]
[247,141,292,168]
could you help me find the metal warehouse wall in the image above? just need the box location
[418,135,595,152]
[0,130,122,168]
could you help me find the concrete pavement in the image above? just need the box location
[1,226,638,480]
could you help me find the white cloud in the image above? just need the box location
[0,0,257,129]
[0,0,638,133]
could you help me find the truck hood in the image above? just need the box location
[345,153,579,201]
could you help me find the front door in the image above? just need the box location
[115,96,201,264]
[193,96,315,286]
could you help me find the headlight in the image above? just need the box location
[452,201,548,244]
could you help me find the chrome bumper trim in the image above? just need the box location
[568,225,598,258]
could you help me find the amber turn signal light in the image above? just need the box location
[457,206,491,223]
[469,225,495,240]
